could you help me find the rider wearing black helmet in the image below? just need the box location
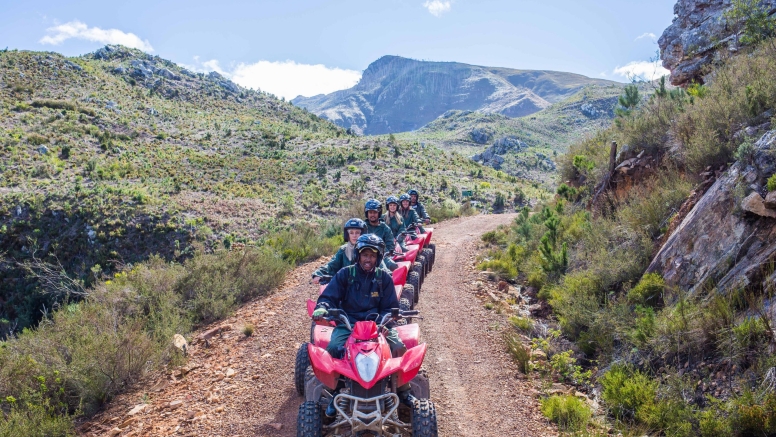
[312,234,414,413]
[363,198,398,270]
[408,189,431,225]
[312,218,370,283]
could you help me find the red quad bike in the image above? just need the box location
[403,225,435,277]
[298,271,415,396]
[389,232,423,302]
[297,308,437,437]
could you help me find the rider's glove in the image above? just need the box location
[312,308,328,320]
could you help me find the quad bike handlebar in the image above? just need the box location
[318,308,422,332]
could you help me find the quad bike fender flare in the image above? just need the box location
[307,344,345,390]
[391,262,410,285]
[306,299,316,318]
[397,343,427,386]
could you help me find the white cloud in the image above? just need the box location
[613,60,670,81]
[423,0,452,16]
[39,20,154,52]
[635,32,657,41]
[186,58,362,100]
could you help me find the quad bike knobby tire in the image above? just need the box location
[401,284,415,311]
[411,398,438,437]
[295,343,311,396]
[412,262,424,289]
[297,400,323,437]
[416,254,428,280]
[408,271,421,304]
[421,248,434,273]
[428,243,436,268]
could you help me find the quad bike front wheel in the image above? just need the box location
[416,254,428,280]
[411,398,438,437]
[297,400,323,437]
[428,243,436,267]
[412,262,424,289]
[401,284,415,311]
[295,343,311,396]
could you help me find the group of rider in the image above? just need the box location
[309,189,431,415]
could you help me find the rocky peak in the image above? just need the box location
[659,0,776,86]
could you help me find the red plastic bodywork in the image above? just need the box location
[307,319,427,390]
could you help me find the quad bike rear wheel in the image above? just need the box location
[416,254,427,280]
[295,343,311,396]
[412,262,424,289]
[421,248,434,273]
[411,399,438,437]
[408,271,421,304]
[401,284,415,311]
[398,295,413,325]
[428,243,436,267]
[297,400,323,437]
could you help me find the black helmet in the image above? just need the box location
[355,234,385,266]
[408,189,420,199]
[343,218,367,243]
[364,198,383,219]
[385,195,399,209]
[399,193,410,203]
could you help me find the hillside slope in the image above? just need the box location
[0,45,537,333]
[292,55,618,135]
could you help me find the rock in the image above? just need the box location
[113,66,127,74]
[742,193,776,218]
[269,423,283,430]
[108,427,122,436]
[530,349,547,361]
[469,127,492,144]
[225,368,236,378]
[215,406,225,413]
[37,145,49,155]
[119,417,135,429]
[219,80,240,93]
[64,60,82,71]
[659,0,776,86]
[648,130,776,293]
[155,68,181,80]
[130,60,154,80]
[180,68,196,78]
[765,191,776,209]
[127,404,146,416]
[168,400,184,410]
[173,334,188,354]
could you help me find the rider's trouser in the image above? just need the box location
[325,325,405,359]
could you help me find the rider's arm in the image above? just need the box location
[313,247,345,278]
[316,268,347,310]
[396,219,407,238]
[416,203,430,220]
[381,224,395,253]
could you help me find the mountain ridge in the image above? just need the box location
[292,55,619,135]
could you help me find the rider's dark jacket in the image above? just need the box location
[316,264,398,325]
[411,202,429,221]
[399,207,421,229]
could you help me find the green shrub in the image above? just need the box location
[730,390,776,435]
[477,258,517,280]
[504,332,531,374]
[600,364,657,421]
[627,273,665,306]
[540,394,591,431]
[767,173,776,192]
[698,407,733,437]
[508,316,534,332]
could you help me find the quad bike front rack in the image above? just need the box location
[326,392,406,436]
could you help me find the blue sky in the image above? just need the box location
[2,0,676,99]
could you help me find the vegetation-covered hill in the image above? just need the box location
[0,45,538,333]
[292,55,619,135]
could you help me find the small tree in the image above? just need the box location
[615,84,641,118]
[724,0,776,46]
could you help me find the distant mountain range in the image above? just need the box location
[292,56,618,135]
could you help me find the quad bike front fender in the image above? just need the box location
[397,343,427,386]
[307,344,343,389]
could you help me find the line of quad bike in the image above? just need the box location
[294,225,438,436]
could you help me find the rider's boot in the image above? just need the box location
[398,386,417,408]
[325,390,340,417]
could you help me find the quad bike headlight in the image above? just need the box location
[355,351,380,382]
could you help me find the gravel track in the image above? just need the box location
[79,213,554,437]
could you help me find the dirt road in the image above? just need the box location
[80,213,554,437]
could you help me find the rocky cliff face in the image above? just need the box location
[659,0,776,86]
[292,56,616,135]
[647,130,776,293]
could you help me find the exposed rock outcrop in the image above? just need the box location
[647,130,776,293]
[659,0,776,86]
[472,136,528,170]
